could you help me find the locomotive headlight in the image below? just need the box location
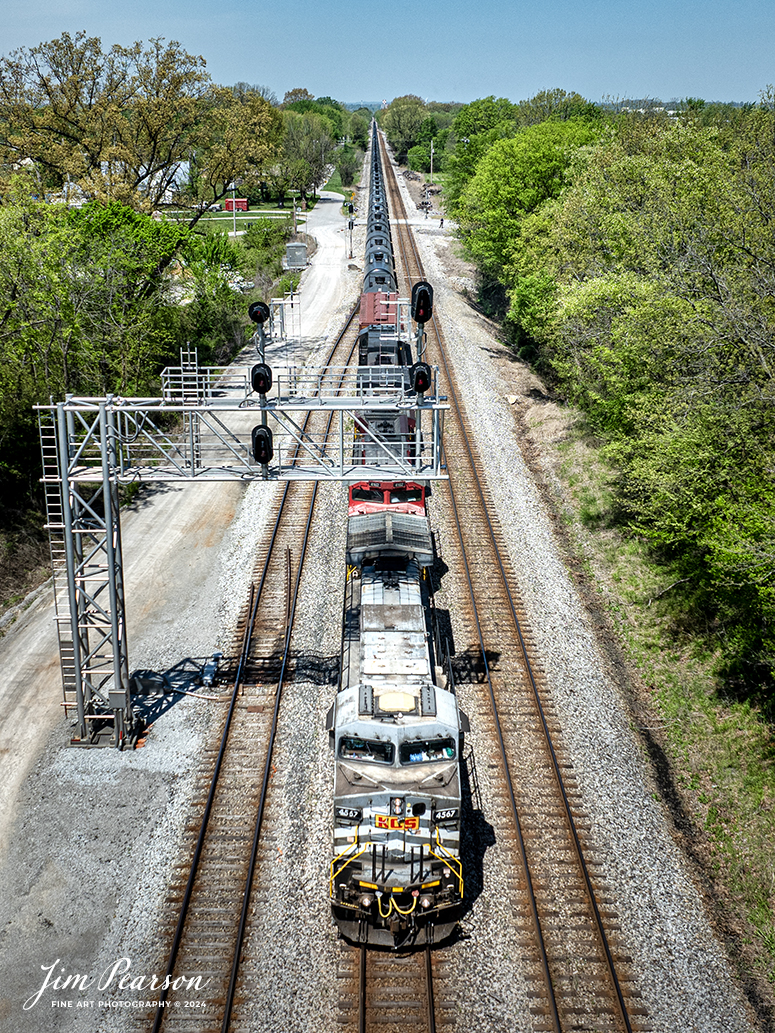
[420,895,433,909]
[359,895,373,910]
[391,797,404,816]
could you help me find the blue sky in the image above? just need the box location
[3,0,773,104]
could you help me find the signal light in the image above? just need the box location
[348,203,354,215]
[251,363,272,394]
[410,362,432,394]
[251,425,273,464]
[248,300,270,325]
[411,280,433,324]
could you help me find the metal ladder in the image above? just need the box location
[38,411,78,716]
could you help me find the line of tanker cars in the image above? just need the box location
[325,125,469,949]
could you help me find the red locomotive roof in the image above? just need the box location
[359,292,398,328]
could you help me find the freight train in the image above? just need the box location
[326,125,468,949]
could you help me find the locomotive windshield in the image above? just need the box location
[351,486,384,502]
[339,736,394,764]
[389,487,424,504]
[399,737,456,764]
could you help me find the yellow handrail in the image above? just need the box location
[428,828,464,898]
[329,838,368,899]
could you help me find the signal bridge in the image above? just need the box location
[36,348,448,748]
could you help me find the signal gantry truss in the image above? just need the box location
[37,351,448,747]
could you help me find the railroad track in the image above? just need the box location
[144,310,361,1033]
[335,940,460,1033]
[379,130,650,1032]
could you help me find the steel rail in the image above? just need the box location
[441,428,561,1033]
[356,943,437,1033]
[424,945,437,1033]
[150,496,283,1032]
[152,307,361,1033]
[381,127,633,1033]
[220,310,364,1028]
[221,482,319,1030]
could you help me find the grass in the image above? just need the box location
[548,418,775,1002]
[323,168,355,196]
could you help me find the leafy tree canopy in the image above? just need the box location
[282,87,314,106]
[455,118,604,279]
[0,32,283,225]
[381,95,428,163]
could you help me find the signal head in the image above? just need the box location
[251,425,273,465]
[251,363,272,395]
[410,362,432,395]
[411,281,433,324]
[248,301,271,325]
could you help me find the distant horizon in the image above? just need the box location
[335,96,759,110]
[3,0,772,105]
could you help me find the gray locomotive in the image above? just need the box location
[327,125,467,949]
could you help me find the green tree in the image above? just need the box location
[337,147,363,187]
[282,87,314,106]
[279,110,335,199]
[510,108,775,676]
[183,87,283,218]
[455,119,603,281]
[451,96,517,139]
[517,88,600,125]
[445,97,519,206]
[0,33,209,209]
[381,95,428,163]
[0,33,283,228]
[348,112,369,148]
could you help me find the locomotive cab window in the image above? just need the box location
[351,486,385,503]
[390,487,424,504]
[399,737,456,764]
[339,736,395,764]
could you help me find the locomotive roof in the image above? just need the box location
[333,560,461,738]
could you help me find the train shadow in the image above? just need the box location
[451,645,502,684]
[458,743,495,919]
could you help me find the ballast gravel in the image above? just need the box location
[392,164,755,1032]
